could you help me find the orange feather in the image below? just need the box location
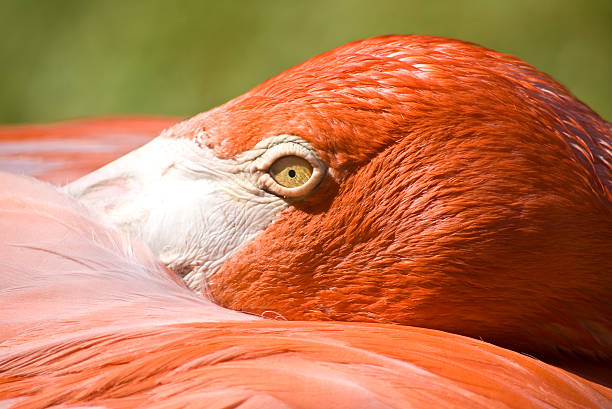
[163,35,612,360]
[0,173,610,408]
[1,35,611,407]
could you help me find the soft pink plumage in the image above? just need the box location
[1,173,610,408]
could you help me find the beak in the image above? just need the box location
[64,137,174,235]
[64,135,289,292]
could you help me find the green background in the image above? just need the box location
[1,0,611,124]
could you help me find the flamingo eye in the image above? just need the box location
[269,156,313,188]
[249,135,327,199]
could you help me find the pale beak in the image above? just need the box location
[64,137,175,235]
[64,135,288,292]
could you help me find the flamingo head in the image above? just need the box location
[66,35,612,359]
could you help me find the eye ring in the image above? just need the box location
[250,136,327,198]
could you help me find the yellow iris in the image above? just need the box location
[269,155,313,188]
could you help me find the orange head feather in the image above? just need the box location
[162,35,612,360]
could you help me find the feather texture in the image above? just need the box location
[1,173,610,408]
[0,117,177,184]
[162,35,612,360]
[1,34,612,407]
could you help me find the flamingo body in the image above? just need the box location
[1,173,610,408]
[0,117,177,184]
[63,36,612,361]
[1,35,612,407]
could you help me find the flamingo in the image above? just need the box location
[1,172,611,408]
[1,35,611,407]
[0,116,177,184]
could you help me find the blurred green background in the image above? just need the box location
[1,0,611,124]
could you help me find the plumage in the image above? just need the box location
[1,34,611,407]
[1,173,611,408]
[197,36,612,360]
[0,117,176,184]
[65,35,611,361]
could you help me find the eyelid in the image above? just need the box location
[250,139,327,199]
[252,142,318,171]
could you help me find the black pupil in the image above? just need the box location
[288,169,296,178]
